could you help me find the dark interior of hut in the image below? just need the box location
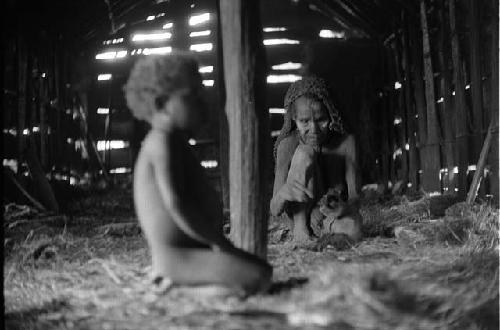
[3,0,499,329]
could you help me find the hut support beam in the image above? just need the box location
[219,0,269,258]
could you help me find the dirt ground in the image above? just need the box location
[4,187,499,330]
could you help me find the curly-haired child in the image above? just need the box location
[124,53,272,294]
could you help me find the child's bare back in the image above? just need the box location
[125,54,271,294]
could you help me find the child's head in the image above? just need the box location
[124,53,205,131]
[274,77,345,154]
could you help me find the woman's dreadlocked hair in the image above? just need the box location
[273,76,346,159]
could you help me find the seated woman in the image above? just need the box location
[270,76,362,246]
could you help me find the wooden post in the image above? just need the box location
[449,0,470,198]
[466,121,496,204]
[419,0,442,193]
[467,0,484,159]
[219,0,269,258]
[17,36,28,168]
[437,0,456,193]
[215,1,230,217]
[488,1,499,205]
[40,76,49,169]
[401,13,419,191]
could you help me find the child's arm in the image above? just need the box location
[147,132,232,250]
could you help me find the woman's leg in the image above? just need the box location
[286,144,317,243]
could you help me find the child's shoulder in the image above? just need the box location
[142,129,175,154]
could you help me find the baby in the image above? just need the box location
[124,54,272,294]
[270,76,362,246]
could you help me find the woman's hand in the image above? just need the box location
[270,180,313,216]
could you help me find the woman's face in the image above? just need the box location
[292,96,330,146]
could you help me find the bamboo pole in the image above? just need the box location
[219,0,269,257]
[467,0,484,160]
[437,0,456,193]
[449,0,470,198]
[466,120,497,204]
[401,13,419,191]
[17,36,28,167]
[488,1,499,205]
[419,0,442,192]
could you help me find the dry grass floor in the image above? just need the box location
[4,188,499,330]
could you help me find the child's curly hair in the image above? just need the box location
[123,53,202,121]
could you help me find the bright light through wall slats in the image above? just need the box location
[200,160,217,168]
[189,30,211,37]
[97,74,112,81]
[143,47,172,55]
[189,13,210,26]
[95,50,128,60]
[190,43,213,52]
[97,108,110,115]
[97,140,129,151]
[110,167,132,174]
[267,74,302,84]
[263,27,287,32]
[269,108,285,114]
[271,62,302,70]
[199,66,213,73]
[162,22,173,29]
[264,38,300,46]
[132,32,172,42]
[202,80,214,87]
[319,29,345,39]
[271,130,281,137]
[146,15,155,21]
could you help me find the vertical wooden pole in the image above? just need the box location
[437,0,456,193]
[409,15,428,190]
[219,0,269,258]
[401,13,419,191]
[215,1,230,217]
[40,76,48,169]
[17,36,28,168]
[449,0,470,198]
[467,0,484,158]
[391,38,409,185]
[419,0,442,193]
[488,1,499,205]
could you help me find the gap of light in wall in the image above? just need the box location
[23,129,30,135]
[189,30,211,37]
[452,91,456,95]
[96,140,130,151]
[267,74,302,84]
[157,13,165,18]
[263,27,287,32]
[271,62,302,70]
[263,38,300,45]
[394,81,402,89]
[95,50,127,60]
[146,15,155,21]
[103,38,124,45]
[132,32,172,42]
[199,66,213,73]
[319,29,345,39]
[271,130,281,137]
[97,74,112,81]
[465,84,470,89]
[200,160,217,168]
[437,97,444,103]
[269,108,285,114]
[393,116,402,125]
[405,143,410,150]
[188,139,197,145]
[190,43,213,52]
[3,159,18,173]
[189,13,210,26]
[392,148,402,160]
[162,22,174,29]
[202,80,214,87]
[110,167,131,174]
[143,47,172,55]
[32,126,40,132]
[97,108,110,115]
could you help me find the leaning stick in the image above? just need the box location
[5,169,47,211]
[466,120,497,204]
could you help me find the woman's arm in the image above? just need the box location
[342,134,359,201]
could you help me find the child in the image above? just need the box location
[124,54,272,294]
[270,76,362,246]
